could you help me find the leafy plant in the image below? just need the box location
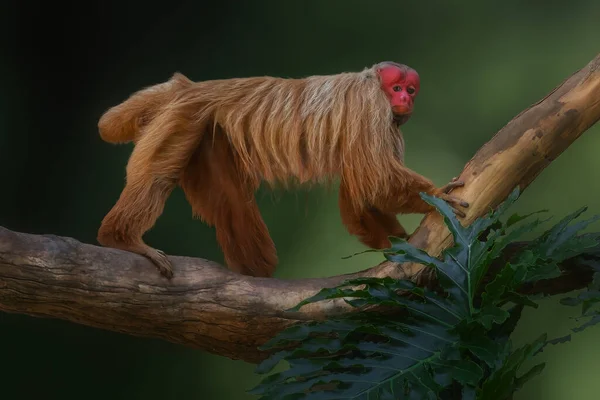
[556,237,600,337]
[250,188,600,400]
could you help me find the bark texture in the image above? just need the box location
[1,53,599,364]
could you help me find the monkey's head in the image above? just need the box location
[375,62,420,125]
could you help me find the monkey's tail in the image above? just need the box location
[98,72,193,144]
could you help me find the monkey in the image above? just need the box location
[96,61,468,279]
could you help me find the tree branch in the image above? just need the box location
[1,53,599,364]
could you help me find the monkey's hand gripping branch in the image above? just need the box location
[434,178,470,218]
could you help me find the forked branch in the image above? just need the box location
[1,53,599,364]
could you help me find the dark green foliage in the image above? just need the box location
[250,188,600,400]
[557,241,600,335]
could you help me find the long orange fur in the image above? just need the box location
[96,63,467,278]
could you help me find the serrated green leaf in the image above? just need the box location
[560,289,600,307]
[581,298,600,315]
[259,319,360,351]
[386,238,445,271]
[528,207,600,261]
[514,362,546,391]
[481,263,519,307]
[468,187,521,242]
[502,292,539,308]
[560,297,584,307]
[478,334,546,400]
[506,209,549,228]
[524,262,562,282]
[461,385,477,400]
[572,314,600,333]
[386,235,471,313]
[487,304,525,345]
[460,336,501,368]
[419,193,471,245]
[476,305,510,330]
[287,287,369,312]
[474,214,551,291]
[535,334,572,356]
[255,349,290,374]
[432,359,484,386]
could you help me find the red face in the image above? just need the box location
[376,63,420,125]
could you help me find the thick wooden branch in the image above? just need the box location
[0,227,597,363]
[1,53,599,364]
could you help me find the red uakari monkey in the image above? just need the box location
[96,62,468,279]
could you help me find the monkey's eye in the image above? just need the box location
[407,87,415,95]
[392,85,401,92]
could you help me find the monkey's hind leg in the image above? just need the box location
[180,139,278,278]
[98,112,203,279]
[97,177,176,278]
[215,198,278,277]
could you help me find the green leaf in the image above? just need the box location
[487,304,524,343]
[535,334,572,356]
[514,362,546,391]
[560,290,600,307]
[502,292,539,308]
[460,336,501,369]
[506,209,549,228]
[259,319,361,351]
[572,314,600,333]
[475,213,551,290]
[475,305,510,330]
[433,359,484,387]
[481,263,521,307]
[527,207,600,265]
[524,262,562,282]
[461,385,477,400]
[478,334,547,400]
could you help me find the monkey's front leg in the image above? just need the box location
[338,183,408,250]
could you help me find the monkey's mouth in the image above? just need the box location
[393,113,412,126]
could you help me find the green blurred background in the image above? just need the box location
[1,0,599,398]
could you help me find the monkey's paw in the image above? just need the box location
[434,180,469,218]
[146,249,174,279]
[440,178,464,194]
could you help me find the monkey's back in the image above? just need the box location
[179,70,400,193]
